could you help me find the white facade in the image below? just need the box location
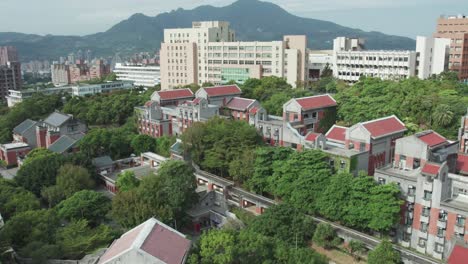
[114,63,160,87]
[160,21,308,89]
[308,50,333,81]
[6,86,72,107]
[71,81,134,97]
[416,36,451,79]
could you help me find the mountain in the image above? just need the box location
[0,0,416,61]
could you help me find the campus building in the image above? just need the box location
[434,15,468,83]
[0,46,21,100]
[308,50,333,81]
[160,21,308,89]
[374,111,468,260]
[0,111,87,166]
[114,63,161,87]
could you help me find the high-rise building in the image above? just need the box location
[0,46,21,100]
[114,63,161,87]
[51,63,71,86]
[434,15,468,83]
[160,21,308,90]
[416,36,451,79]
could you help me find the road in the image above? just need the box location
[0,167,18,180]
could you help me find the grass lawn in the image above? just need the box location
[311,244,367,264]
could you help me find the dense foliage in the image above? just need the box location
[335,76,468,138]
[368,240,401,264]
[112,160,197,228]
[0,179,40,220]
[182,117,263,177]
[56,190,111,225]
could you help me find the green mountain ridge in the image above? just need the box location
[0,0,416,61]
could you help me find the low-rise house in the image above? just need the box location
[224,97,259,122]
[98,217,191,264]
[195,84,242,106]
[0,142,30,166]
[151,89,194,106]
[12,119,37,148]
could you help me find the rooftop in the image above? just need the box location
[421,163,440,176]
[98,217,191,264]
[43,111,73,127]
[156,89,194,101]
[13,119,37,135]
[294,94,337,111]
[416,131,447,147]
[225,97,256,111]
[361,115,406,138]
[1,142,29,150]
[200,85,242,97]
[448,245,468,264]
[325,125,348,143]
[305,132,321,142]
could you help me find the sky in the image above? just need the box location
[0,0,466,38]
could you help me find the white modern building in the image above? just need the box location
[416,36,451,79]
[308,50,333,81]
[6,86,72,107]
[329,36,451,83]
[71,81,134,97]
[114,63,160,87]
[160,21,308,89]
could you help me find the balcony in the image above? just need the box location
[416,244,426,254]
[421,198,432,207]
[433,251,443,260]
[437,219,447,229]
[420,215,430,224]
[401,239,410,248]
[423,181,433,192]
[454,224,465,235]
[407,195,415,203]
[419,230,428,239]
[435,235,445,244]
[405,225,413,234]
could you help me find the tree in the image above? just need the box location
[0,179,40,220]
[155,136,177,157]
[56,190,111,225]
[312,223,341,249]
[15,151,63,195]
[228,148,255,184]
[432,104,454,127]
[199,229,236,264]
[56,164,95,198]
[368,240,400,264]
[18,241,61,264]
[116,171,140,192]
[248,204,315,247]
[55,219,113,259]
[348,240,366,260]
[235,229,275,263]
[0,209,59,251]
[317,173,354,221]
[131,134,157,155]
[41,185,65,208]
[343,175,376,230]
[269,150,332,213]
[112,189,151,228]
[79,127,136,159]
[368,183,403,233]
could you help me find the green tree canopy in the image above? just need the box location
[368,240,400,264]
[0,178,40,220]
[131,134,157,155]
[56,190,111,225]
[116,171,140,192]
[312,223,341,249]
[56,164,95,198]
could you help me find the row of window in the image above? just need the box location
[336,56,410,62]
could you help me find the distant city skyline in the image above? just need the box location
[0,0,466,38]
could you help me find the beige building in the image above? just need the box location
[434,15,468,83]
[160,21,308,89]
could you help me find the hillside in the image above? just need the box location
[0,0,416,61]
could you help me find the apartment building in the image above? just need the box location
[434,15,468,83]
[160,21,308,89]
[114,63,160,87]
[0,46,21,100]
[51,64,71,86]
[374,113,468,260]
[308,50,333,81]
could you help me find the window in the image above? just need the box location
[312,112,317,118]
[329,159,335,167]
[408,186,416,196]
[340,160,346,169]
[378,177,386,185]
[420,223,428,233]
[435,243,444,253]
[437,227,445,238]
[422,207,430,217]
[418,238,427,247]
[439,210,447,221]
[456,215,465,227]
[413,158,420,169]
[423,191,432,201]
[359,142,366,151]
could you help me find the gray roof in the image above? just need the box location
[13,119,37,135]
[93,156,114,168]
[48,134,84,154]
[44,112,71,127]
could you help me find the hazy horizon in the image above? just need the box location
[0,0,466,38]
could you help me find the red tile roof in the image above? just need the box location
[305,133,321,142]
[157,89,194,100]
[457,154,468,174]
[361,116,406,138]
[98,224,145,264]
[98,218,191,264]
[140,223,192,264]
[422,163,440,175]
[417,131,447,147]
[226,97,256,111]
[202,85,242,97]
[326,125,347,142]
[192,98,201,105]
[294,94,337,110]
[249,106,259,115]
[448,245,468,264]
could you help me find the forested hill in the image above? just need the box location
[0,0,415,61]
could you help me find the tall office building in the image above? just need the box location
[434,15,468,83]
[0,46,21,100]
[160,21,308,90]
